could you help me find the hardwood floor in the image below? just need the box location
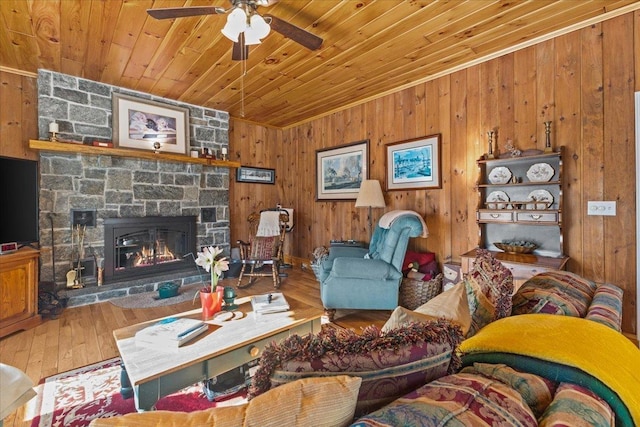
[0,266,390,427]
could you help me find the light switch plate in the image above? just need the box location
[587,201,617,216]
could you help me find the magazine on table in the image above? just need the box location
[250,292,290,314]
[135,317,208,348]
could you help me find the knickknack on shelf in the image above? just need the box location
[28,140,240,168]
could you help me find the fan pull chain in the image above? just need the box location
[241,35,247,118]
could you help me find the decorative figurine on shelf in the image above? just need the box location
[221,147,228,161]
[153,141,161,153]
[486,130,495,159]
[504,139,521,157]
[544,121,553,153]
[49,122,59,142]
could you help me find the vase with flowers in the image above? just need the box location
[194,246,229,320]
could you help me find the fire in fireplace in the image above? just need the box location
[104,216,197,283]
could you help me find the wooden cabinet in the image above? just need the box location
[464,148,569,284]
[0,248,41,337]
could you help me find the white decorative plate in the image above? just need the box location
[526,189,553,210]
[486,191,510,209]
[526,163,554,182]
[488,166,512,184]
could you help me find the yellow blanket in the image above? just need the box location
[460,314,640,426]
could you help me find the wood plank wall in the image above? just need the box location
[0,71,38,159]
[230,13,638,336]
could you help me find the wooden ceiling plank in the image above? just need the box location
[111,0,154,49]
[1,0,34,35]
[0,23,21,70]
[30,0,62,73]
[59,0,91,65]
[84,0,120,82]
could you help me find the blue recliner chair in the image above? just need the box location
[319,210,427,321]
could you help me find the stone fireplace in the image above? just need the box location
[36,70,231,306]
[104,216,197,282]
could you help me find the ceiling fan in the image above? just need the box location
[147,0,323,61]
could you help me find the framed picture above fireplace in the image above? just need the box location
[112,93,190,155]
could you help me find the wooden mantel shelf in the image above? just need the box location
[29,140,241,168]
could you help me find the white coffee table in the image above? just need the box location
[113,296,322,411]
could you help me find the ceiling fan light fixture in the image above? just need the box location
[221,7,247,42]
[243,28,262,45]
[250,14,270,39]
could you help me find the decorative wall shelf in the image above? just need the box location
[29,140,240,168]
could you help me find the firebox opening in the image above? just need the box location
[104,216,197,284]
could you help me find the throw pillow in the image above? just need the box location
[461,362,557,418]
[88,376,361,427]
[464,249,513,337]
[538,382,615,427]
[245,375,361,427]
[355,372,537,427]
[512,271,597,318]
[249,321,463,417]
[585,283,624,331]
[384,281,471,336]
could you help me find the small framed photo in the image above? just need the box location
[112,93,190,155]
[316,140,369,200]
[236,166,276,184]
[385,134,441,191]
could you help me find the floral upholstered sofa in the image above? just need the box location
[91,251,640,427]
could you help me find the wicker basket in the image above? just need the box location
[399,273,443,310]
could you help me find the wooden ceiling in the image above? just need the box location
[2,0,640,129]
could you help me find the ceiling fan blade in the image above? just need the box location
[232,34,250,61]
[263,14,323,51]
[147,6,225,20]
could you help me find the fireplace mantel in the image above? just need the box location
[29,140,241,168]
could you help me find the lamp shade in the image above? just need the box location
[355,180,386,208]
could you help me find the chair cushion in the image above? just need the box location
[249,321,463,417]
[464,250,513,337]
[249,236,277,259]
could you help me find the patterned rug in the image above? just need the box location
[27,357,246,427]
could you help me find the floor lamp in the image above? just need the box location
[355,179,386,237]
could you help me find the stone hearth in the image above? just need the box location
[60,270,204,307]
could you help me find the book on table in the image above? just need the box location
[135,317,208,348]
[251,292,290,314]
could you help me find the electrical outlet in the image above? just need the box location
[587,201,617,216]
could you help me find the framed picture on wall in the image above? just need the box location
[316,140,369,200]
[112,93,190,155]
[385,134,441,191]
[236,166,276,184]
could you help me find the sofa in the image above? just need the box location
[90,251,640,427]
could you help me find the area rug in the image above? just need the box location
[27,357,246,427]
[109,283,203,309]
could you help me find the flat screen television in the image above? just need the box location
[0,156,39,247]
